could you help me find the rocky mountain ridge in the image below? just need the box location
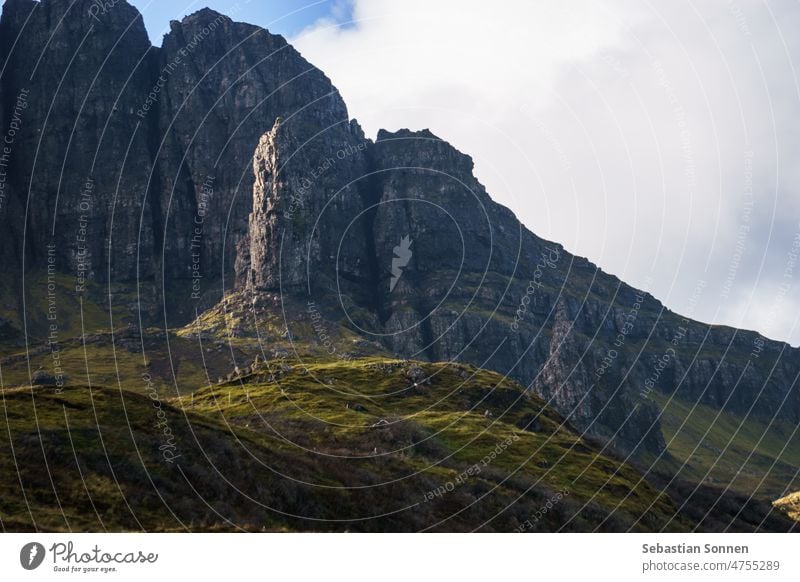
[1,0,798,493]
[231,112,800,467]
[0,0,349,320]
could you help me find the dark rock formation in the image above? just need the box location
[0,0,157,283]
[237,120,800,459]
[0,0,352,324]
[154,8,352,313]
[235,115,371,297]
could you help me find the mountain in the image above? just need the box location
[0,0,798,531]
[230,110,800,468]
[0,0,349,321]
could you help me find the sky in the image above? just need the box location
[130,0,800,347]
[129,0,350,44]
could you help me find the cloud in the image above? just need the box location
[293,0,800,345]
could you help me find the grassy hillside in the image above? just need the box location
[648,392,800,499]
[0,281,793,532]
[0,287,392,398]
[0,359,692,532]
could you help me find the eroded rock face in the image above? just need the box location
[235,117,372,298]
[0,0,157,282]
[0,1,354,323]
[154,9,352,307]
[238,123,800,457]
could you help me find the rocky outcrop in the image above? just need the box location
[154,9,353,311]
[0,1,354,324]
[773,491,800,523]
[237,121,800,458]
[235,116,371,298]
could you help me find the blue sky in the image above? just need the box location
[128,0,350,44]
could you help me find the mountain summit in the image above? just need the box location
[0,0,798,530]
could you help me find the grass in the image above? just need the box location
[0,279,791,531]
[0,329,256,397]
[0,270,125,344]
[649,392,800,498]
[180,357,684,529]
[0,358,690,532]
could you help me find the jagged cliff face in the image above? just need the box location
[0,0,156,282]
[0,0,350,321]
[1,0,798,462]
[238,120,800,458]
[235,117,372,297]
[154,10,351,305]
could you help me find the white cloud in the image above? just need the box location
[293,0,800,346]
